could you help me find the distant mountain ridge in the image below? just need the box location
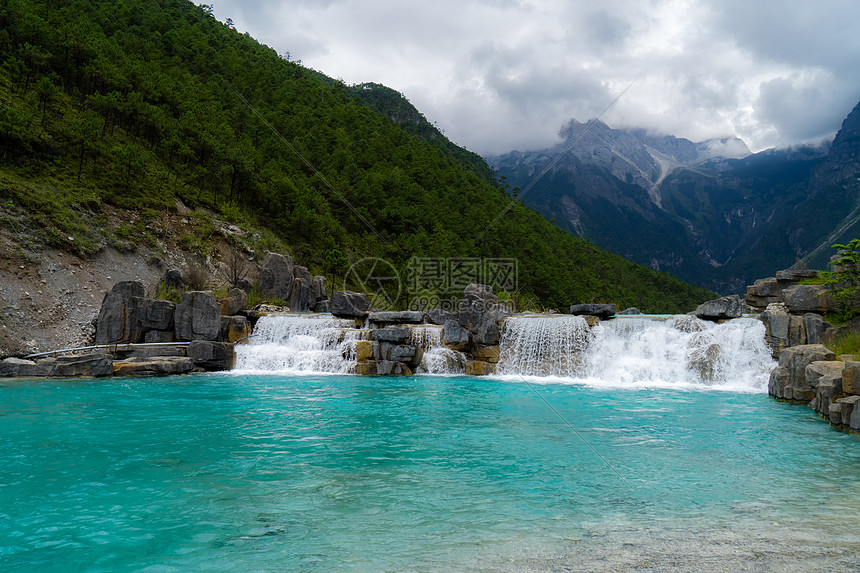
[488,107,854,293]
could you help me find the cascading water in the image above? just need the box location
[233,314,362,374]
[580,315,774,391]
[410,325,466,375]
[496,314,775,392]
[497,315,592,376]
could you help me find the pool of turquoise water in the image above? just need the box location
[2,374,860,571]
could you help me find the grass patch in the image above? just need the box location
[827,330,860,356]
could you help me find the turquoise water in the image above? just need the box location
[3,374,860,571]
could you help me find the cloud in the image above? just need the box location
[212,0,860,155]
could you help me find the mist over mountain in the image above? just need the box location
[489,105,857,293]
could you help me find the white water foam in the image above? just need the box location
[495,315,775,392]
[232,313,776,391]
[411,325,466,375]
[233,314,362,375]
[497,315,591,377]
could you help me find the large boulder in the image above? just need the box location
[745,277,782,309]
[220,287,248,316]
[138,298,175,333]
[760,303,791,358]
[694,295,743,321]
[331,291,370,318]
[0,354,113,377]
[288,277,311,312]
[259,252,295,302]
[805,361,845,416]
[113,356,195,376]
[782,285,835,314]
[187,341,235,371]
[768,344,836,401]
[311,276,328,303]
[95,281,146,345]
[459,284,501,346]
[174,291,221,341]
[569,303,616,320]
[220,316,252,343]
[443,318,470,351]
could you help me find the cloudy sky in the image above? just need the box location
[211,0,860,155]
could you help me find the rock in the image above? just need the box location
[144,330,175,343]
[829,401,844,426]
[376,360,412,376]
[850,399,860,432]
[95,281,146,345]
[367,311,425,324]
[355,340,374,362]
[174,291,221,341]
[842,361,860,394]
[162,268,185,290]
[672,314,706,333]
[443,318,470,351]
[112,356,194,376]
[688,343,721,381]
[804,313,832,345]
[293,265,312,284]
[426,309,451,325]
[259,252,295,302]
[372,326,411,344]
[311,276,328,303]
[805,361,845,416]
[53,354,113,377]
[220,287,248,316]
[288,277,311,312]
[745,277,782,309]
[187,341,235,371]
[220,316,251,343]
[1,357,34,377]
[388,344,415,362]
[354,361,378,376]
[769,344,836,401]
[138,298,175,332]
[293,266,315,310]
[126,345,185,358]
[760,303,791,358]
[782,285,835,314]
[330,291,370,318]
[472,344,500,363]
[776,269,821,282]
[694,295,742,321]
[837,395,860,428]
[569,303,617,320]
[788,315,807,347]
[618,307,642,315]
[465,360,496,376]
[313,299,331,313]
[458,284,501,346]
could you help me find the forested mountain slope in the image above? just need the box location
[0,0,714,313]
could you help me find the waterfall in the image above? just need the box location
[410,325,466,375]
[233,314,362,374]
[579,315,774,391]
[497,315,592,377]
[496,314,774,392]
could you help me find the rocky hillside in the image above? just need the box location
[490,103,860,294]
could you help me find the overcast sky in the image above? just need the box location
[211,0,860,155]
